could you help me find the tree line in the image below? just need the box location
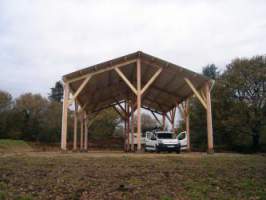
[0,55,265,152]
[189,56,266,152]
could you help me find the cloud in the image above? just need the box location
[0,0,266,97]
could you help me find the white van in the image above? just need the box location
[144,131,188,153]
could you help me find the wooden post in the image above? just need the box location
[162,113,166,130]
[80,112,84,151]
[131,102,135,151]
[73,101,78,151]
[205,82,214,153]
[126,101,130,151]
[185,99,191,151]
[170,108,176,132]
[124,102,127,151]
[61,82,69,151]
[84,113,88,151]
[136,59,142,151]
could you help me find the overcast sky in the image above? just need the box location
[0,0,266,97]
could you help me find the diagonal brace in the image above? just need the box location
[184,78,207,109]
[115,67,137,95]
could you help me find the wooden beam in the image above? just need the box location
[77,103,88,116]
[123,101,127,151]
[205,82,214,153]
[84,113,88,151]
[184,78,207,109]
[112,106,126,120]
[200,89,207,102]
[162,113,166,130]
[185,99,191,151]
[73,100,78,151]
[170,107,176,131]
[115,100,127,114]
[141,106,162,115]
[151,111,162,126]
[177,104,185,119]
[61,83,69,150]
[136,59,142,151]
[87,117,96,128]
[69,75,92,104]
[66,59,137,84]
[165,113,171,123]
[80,112,84,150]
[131,101,135,151]
[126,101,130,151]
[115,67,137,95]
[141,68,162,95]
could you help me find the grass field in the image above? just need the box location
[0,152,265,200]
[0,140,33,153]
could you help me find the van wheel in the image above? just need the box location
[155,146,160,153]
[176,148,181,154]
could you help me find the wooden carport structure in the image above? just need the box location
[61,51,214,152]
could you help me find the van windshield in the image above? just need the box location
[157,133,173,139]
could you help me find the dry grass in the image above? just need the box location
[0,152,265,200]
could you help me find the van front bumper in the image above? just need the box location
[157,143,180,151]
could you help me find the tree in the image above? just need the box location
[0,90,13,138]
[89,108,120,139]
[15,93,49,141]
[221,56,266,150]
[202,64,219,79]
[49,81,63,102]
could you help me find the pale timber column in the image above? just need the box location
[73,101,78,151]
[84,113,88,151]
[185,99,191,151]
[131,104,135,151]
[127,101,130,151]
[123,102,127,151]
[205,82,214,153]
[162,113,166,130]
[80,112,84,150]
[136,59,142,151]
[61,82,69,150]
[170,108,176,132]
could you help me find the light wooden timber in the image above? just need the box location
[205,82,214,153]
[80,112,84,150]
[151,111,162,126]
[131,101,135,151]
[84,113,88,151]
[184,78,207,109]
[115,67,137,95]
[136,59,142,151]
[162,113,166,130]
[66,59,137,84]
[69,75,92,105]
[185,99,191,151]
[141,68,162,95]
[200,89,207,102]
[61,83,69,150]
[73,100,78,151]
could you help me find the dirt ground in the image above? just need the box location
[0,151,265,200]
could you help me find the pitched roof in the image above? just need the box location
[63,51,212,114]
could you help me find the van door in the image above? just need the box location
[145,132,156,150]
[177,131,188,150]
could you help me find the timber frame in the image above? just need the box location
[61,51,215,153]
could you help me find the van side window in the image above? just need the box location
[178,132,186,140]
